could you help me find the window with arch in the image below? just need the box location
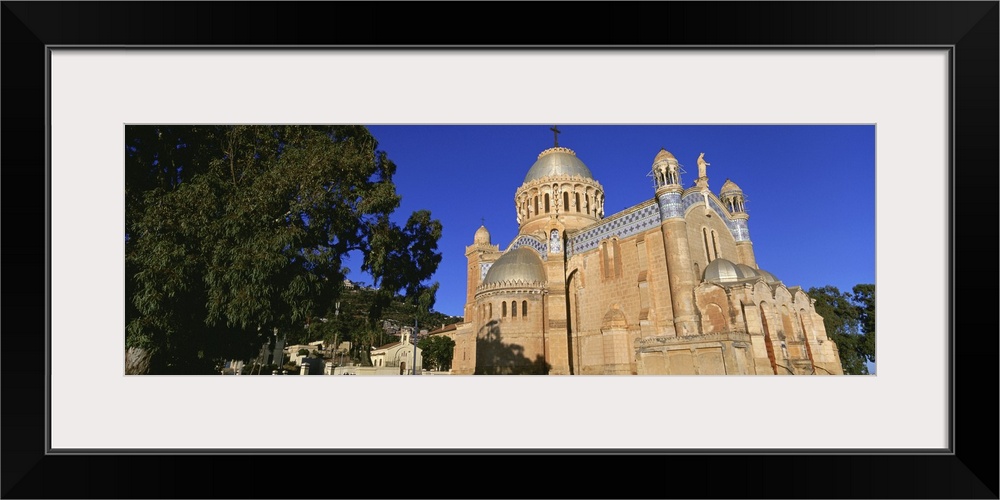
[563,191,569,212]
[488,303,492,319]
[534,196,539,215]
[522,300,527,318]
[601,239,622,280]
[601,241,609,275]
[575,192,581,212]
[502,301,507,318]
[703,227,713,262]
[711,230,720,260]
[544,193,550,213]
[511,300,517,317]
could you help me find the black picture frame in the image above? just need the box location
[3,2,996,498]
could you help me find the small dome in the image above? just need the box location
[482,247,546,285]
[756,269,780,284]
[720,179,743,195]
[703,258,757,283]
[473,225,491,245]
[653,148,677,163]
[523,147,593,183]
[735,263,758,278]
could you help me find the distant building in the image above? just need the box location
[446,142,844,375]
[369,327,424,375]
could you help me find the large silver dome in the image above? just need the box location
[482,247,546,285]
[523,147,594,183]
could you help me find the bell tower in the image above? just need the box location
[464,224,500,322]
[652,148,699,336]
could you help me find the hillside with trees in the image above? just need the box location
[808,284,876,375]
[289,282,462,366]
[125,125,448,374]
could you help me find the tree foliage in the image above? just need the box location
[417,335,456,371]
[125,125,442,373]
[808,284,876,375]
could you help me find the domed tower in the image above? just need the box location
[719,178,757,268]
[473,224,491,246]
[514,147,605,238]
[719,179,745,213]
[652,148,700,335]
[464,224,500,322]
[651,148,682,189]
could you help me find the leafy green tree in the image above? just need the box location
[808,284,876,374]
[418,335,456,371]
[125,125,442,374]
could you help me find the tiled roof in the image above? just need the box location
[428,323,459,335]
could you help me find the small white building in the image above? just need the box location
[369,327,424,375]
[284,344,316,367]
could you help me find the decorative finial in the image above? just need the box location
[550,125,561,147]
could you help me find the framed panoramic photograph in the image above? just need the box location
[5,2,997,499]
[121,122,873,379]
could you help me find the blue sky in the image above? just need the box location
[348,125,875,319]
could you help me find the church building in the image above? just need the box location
[444,134,844,375]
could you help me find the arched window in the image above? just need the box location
[703,227,712,263]
[534,195,539,215]
[488,303,492,319]
[613,239,622,277]
[601,239,622,279]
[511,300,517,317]
[563,191,569,212]
[544,193,550,213]
[601,241,610,277]
[502,301,507,317]
[522,300,527,318]
[575,192,581,212]
[711,230,720,260]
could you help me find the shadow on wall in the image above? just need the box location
[475,320,550,375]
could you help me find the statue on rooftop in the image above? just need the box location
[697,152,710,179]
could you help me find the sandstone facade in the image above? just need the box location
[441,144,843,375]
